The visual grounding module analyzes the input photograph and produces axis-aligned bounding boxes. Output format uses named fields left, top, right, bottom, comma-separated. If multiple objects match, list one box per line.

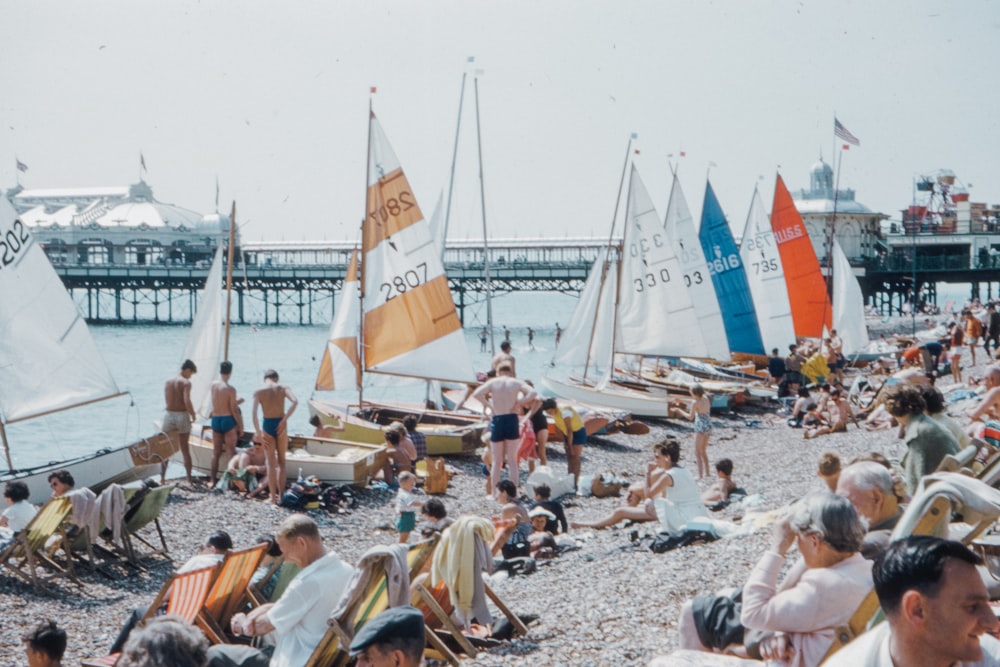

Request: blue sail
left=698, top=181, right=766, bottom=355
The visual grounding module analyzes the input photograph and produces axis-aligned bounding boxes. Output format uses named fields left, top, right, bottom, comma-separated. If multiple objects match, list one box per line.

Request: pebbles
left=1, top=343, right=989, bottom=665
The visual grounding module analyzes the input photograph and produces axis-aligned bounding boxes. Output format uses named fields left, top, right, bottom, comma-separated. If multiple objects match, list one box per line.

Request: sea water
left=2, top=291, right=579, bottom=471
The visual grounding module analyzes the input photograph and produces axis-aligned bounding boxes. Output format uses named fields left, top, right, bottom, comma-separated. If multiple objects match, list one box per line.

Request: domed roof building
left=792, top=157, right=886, bottom=262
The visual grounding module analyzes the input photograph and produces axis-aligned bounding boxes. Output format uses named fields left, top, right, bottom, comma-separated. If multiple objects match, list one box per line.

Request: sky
left=2, top=0, right=998, bottom=244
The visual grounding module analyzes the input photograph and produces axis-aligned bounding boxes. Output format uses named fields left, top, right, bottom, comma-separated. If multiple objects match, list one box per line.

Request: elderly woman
left=883, top=383, right=960, bottom=495
left=740, top=492, right=871, bottom=666
left=678, top=492, right=871, bottom=667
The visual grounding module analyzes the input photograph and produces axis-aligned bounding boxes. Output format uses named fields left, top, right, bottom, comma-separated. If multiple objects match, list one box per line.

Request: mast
left=358, top=96, right=375, bottom=407
left=441, top=63, right=470, bottom=254
left=1, top=422, right=11, bottom=470
left=223, top=201, right=236, bottom=361
left=583, top=134, right=634, bottom=382
left=474, top=74, right=495, bottom=355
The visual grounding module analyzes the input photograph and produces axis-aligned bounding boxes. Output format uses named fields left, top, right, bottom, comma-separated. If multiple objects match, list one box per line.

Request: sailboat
left=544, top=164, right=708, bottom=417
left=770, top=174, right=832, bottom=338
left=309, top=110, right=486, bottom=455
left=0, top=198, right=177, bottom=503
left=831, top=238, right=870, bottom=358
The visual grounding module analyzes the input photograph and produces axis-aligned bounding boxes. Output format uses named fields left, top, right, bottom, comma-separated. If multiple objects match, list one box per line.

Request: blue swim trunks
left=571, top=427, right=587, bottom=446
left=211, top=415, right=237, bottom=434
left=490, top=414, right=520, bottom=442
left=262, top=417, right=283, bottom=437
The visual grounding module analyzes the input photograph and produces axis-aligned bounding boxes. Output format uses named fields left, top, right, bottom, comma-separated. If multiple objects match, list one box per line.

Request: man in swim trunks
left=210, top=360, right=243, bottom=486
left=163, top=359, right=198, bottom=485
left=468, top=362, right=535, bottom=499
left=252, top=369, right=298, bottom=504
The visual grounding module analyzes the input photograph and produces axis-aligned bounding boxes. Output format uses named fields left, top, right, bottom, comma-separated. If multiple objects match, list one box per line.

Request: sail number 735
left=0, top=219, right=31, bottom=270
left=380, top=262, right=428, bottom=302
left=633, top=268, right=671, bottom=292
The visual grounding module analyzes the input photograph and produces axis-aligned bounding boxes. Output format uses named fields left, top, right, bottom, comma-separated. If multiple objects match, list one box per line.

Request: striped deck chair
left=81, top=562, right=221, bottom=667
left=247, top=557, right=300, bottom=607
left=0, top=496, right=77, bottom=592
left=820, top=472, right=1000, bottom=664
left=305, top=537, right=445, bottom=667
left=196, top=543, right=268, bottom=644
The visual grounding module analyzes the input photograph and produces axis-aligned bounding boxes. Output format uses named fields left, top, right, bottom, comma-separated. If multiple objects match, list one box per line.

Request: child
left=527, top=506, right=558, bottom=558
left=701, top=458, right=738, bottom=506
left=395, top=472, right=423, bottom=543
left=669, top=384, right=713, bottom=479
left=528, top=483, right=568, bottom=534
left=1, top=481, right=37, bottom=550
left=817, top=452, right=842, bottom=492
left=419, top=498, right=455, bottom=539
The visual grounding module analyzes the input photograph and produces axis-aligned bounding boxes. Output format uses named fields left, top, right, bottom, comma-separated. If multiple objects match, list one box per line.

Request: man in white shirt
left=208, top=514, right=353, bottom=667
left=826, top=535, right=1000, bottom=666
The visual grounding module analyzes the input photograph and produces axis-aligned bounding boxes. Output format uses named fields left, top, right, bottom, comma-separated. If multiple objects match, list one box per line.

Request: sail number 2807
left=0, top=219, right=31, bottom=270
left=368, top=192, right=416, bottom=225
left=380, top=261, right=428, bottom=302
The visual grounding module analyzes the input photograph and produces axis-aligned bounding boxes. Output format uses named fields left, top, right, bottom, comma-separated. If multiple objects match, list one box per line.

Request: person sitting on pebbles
left=215, top=435, right=268, bottom=497
left=527, top=506, right=558, bottom=559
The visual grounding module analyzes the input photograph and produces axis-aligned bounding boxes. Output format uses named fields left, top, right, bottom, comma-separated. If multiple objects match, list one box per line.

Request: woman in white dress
left=651, top=439, right=708, bottom=535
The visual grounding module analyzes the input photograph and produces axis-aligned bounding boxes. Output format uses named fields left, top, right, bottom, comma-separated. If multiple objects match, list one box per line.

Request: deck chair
left=413, top=516, right=527, bottom=662
left=117, top=484, right=175, bottom=563
left=819, top=472, right=1000, bottom=663
left=196, top=543, right=269, bottom=644
left=935, top=444, right=979, bottom=475
left=81, top=562, right=221, bottom=667
left=304, top=537, right=446, bottom=667
left=247, top=557, right=300, bottom=607
left=0, top=496, right=78, bottom=592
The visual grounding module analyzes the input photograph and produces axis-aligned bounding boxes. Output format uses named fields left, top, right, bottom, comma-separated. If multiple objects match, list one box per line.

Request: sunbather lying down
left=569, top=482, right=656, bottom=530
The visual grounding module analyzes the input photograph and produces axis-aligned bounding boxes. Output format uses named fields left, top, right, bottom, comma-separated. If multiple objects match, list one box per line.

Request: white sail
left=832, top=238, right=870, bottom=356
left=181, top=245, right=225, bottom=419
left=663, top=173, right=730, bottom=360
left=738, top=187, right=796, bottom=352
left=426, top=191, right=447, bottom=260
left=362, top=114, right=475, bottom=383
left=315, top=249, right=361, bottom=391
left=619, top=166, right=710, bottom=358
left=0, top=197, right=121, bottom=424
left=555, top=253, right=619, bottom=376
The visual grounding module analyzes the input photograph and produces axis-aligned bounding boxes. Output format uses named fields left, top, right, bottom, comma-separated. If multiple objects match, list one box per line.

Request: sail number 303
left=0, top=220, right=31, bottom=269
left=380, top=262, right=428, bottom=301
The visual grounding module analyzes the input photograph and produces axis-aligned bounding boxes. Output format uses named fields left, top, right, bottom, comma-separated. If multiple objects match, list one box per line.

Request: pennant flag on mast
left=15, top=158, right=28, bottom=173
left=834, top=118, right=860, bottom=146
left=140, top=152, right=147, bottom=172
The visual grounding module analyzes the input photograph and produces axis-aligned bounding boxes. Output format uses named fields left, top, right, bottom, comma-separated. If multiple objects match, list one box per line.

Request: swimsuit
left=694, top=412, right=712, bottom=433
left=529, top=409, right=548, bottom=434
left=211, top=415, right=237, bottom=434
left=490, top=413, right=520, bottom=442
left=262, top=417, right=283, bottom=437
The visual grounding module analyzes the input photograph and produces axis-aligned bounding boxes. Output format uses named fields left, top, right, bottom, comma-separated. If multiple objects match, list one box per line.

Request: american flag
left=834, top=118, right=860, bottom=147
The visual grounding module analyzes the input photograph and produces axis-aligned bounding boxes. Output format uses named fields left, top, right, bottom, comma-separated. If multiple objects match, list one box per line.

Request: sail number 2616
left=380, top=262, right=428, bottom=302
left=0, top=219, right=31, bottom=270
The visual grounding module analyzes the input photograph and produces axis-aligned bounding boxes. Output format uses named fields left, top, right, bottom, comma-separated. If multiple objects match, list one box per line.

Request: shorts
left=262, top=417, right=282, bottom=437
left=835, top=358, right=846, bottom=370
left=951, top=346, right=965, bottom=358
left=211, top=415, right=238, bottom=434
left=571, top=427, right=587, bottom=446
left=490, top=414, right=520, bottom=442
left=162, top=410, right=191, bottom=435
left=397, top=511, right=416, bottom=533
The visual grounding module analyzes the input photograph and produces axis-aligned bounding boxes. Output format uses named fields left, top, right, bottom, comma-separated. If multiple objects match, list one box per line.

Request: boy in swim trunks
left=469, top=362, right=535, bottom=499
left=252, top=369, right=298, bottom=504
left=210, top=361, right=243, bottom=486
left=164, top=359, right=197, bottom=485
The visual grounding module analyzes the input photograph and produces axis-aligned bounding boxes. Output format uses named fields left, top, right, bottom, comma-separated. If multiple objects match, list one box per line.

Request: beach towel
left=94, top=484, right=126, bottom=546
left=329, top=543, right=410, bottom=636
left=430, top=516, right=494, bottom=626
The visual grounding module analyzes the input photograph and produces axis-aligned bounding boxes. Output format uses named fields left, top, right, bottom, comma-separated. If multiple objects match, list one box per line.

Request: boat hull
left=2, top=432, right=178, bottom=504
left=309, top=399, right=485, bottom=456
left=541, top=376, right=671, bottom=419
left=186, top=431, right=388, bottom=486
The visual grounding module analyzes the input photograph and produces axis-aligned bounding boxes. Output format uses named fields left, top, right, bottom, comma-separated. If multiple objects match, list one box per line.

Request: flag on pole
left=370, top=86, right=377, bottom=94
left=842, top=144, right=850, bottom=150
left=15, top=158, right=28, bottom=172
left=679, top=151, right=686, bottom=157
left=140, top=152, right=147, bottom=172
left=467, top=56, right=475, bottom=63
left=834, top=118, right=860, bottom=146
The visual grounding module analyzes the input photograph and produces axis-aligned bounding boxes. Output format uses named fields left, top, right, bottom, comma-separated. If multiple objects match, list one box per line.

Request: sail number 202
left=0, top=219, right=31, bottom=270
left=368, top=191, right=417, bottom=225
left=380, top=262, right=428, bottom=302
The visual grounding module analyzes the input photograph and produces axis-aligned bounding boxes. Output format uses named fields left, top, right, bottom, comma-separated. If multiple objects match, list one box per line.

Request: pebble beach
left=2, top=337, right=995, bottom=666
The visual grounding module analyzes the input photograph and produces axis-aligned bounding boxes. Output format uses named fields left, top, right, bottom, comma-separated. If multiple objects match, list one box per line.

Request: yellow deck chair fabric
left=0, top=496, right=75, bottom=592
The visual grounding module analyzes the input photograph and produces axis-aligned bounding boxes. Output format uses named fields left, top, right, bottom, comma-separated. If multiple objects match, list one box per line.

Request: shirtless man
left=804, top=388, right=855, bottom=439
left=491, top=341, right=516, bottom=377
left=164, top=359, right=198, bottom=485
left=968, top=366, right=1000, bottom=434
left=469, top=362, right=535, bottom=498
left=209, top=361, right=243, bottom=486
left=252, top=369, right=298, bottom=504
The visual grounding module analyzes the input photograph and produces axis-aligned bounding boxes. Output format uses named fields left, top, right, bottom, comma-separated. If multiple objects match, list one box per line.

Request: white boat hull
left=541, top=376, right=670, bottom=419
left=2, top=432, right=178, bottom=504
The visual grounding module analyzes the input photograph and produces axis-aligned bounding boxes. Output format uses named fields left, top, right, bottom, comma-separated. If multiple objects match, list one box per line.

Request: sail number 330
left=0, top=220, right=31, bottom=270
left=380, top=262, right=428, bottom=302
left=634, top=268, right=672, bottom=292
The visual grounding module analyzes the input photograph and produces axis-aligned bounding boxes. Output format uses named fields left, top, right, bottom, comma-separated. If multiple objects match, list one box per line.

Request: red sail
left=770, top=174, right=832, bottom=338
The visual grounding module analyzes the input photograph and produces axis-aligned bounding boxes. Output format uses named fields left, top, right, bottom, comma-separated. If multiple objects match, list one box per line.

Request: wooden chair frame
left=197, top=543, right=269, bottom=644
left=0, top=497, right=79, bottom=592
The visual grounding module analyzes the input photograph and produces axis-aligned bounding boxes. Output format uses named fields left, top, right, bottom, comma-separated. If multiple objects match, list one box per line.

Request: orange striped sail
left=315, top=249, right=361, bottom=391
left=770, top=174, right=832, bottom=338
left=361, top=113, right=475, bottom=382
